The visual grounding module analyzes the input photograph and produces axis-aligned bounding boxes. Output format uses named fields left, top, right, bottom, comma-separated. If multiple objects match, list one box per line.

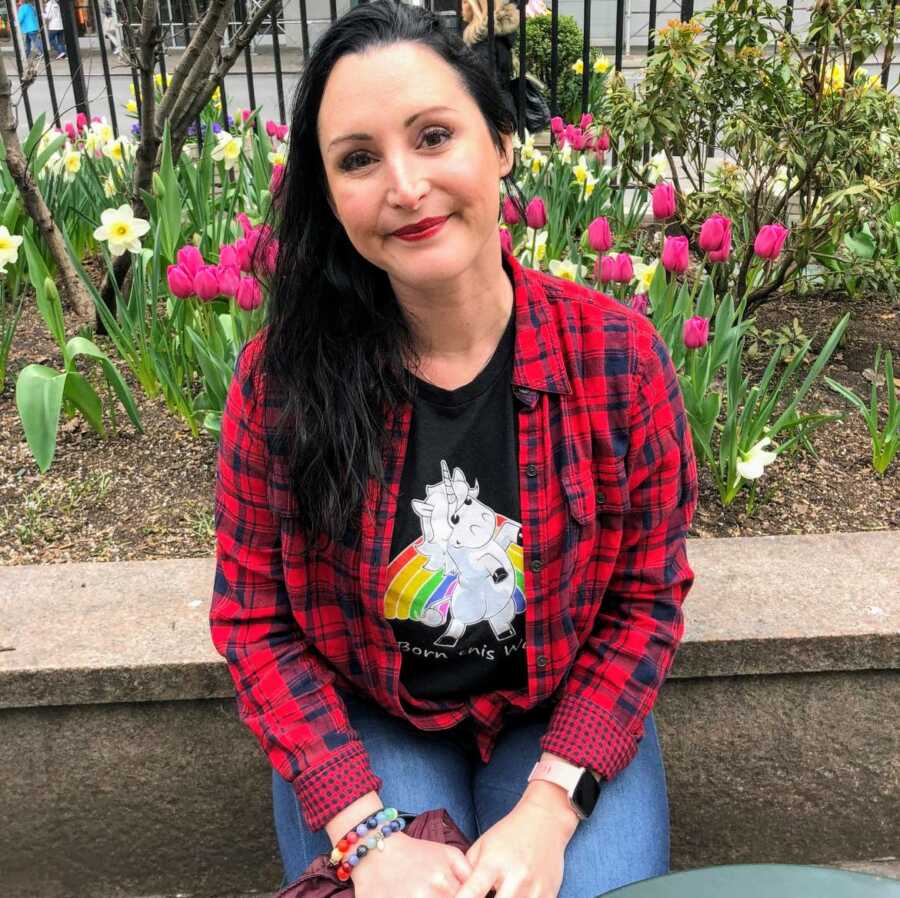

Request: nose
left=385, top=154, right=428, bottom=210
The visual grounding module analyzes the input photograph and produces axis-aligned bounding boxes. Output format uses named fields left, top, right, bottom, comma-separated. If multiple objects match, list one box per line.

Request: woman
left=461, top=0, right=519, bottom=89
left=44, top=0, right=65, bottom=59
left=100, top=0, right=121, bottom=57
left=210, top=4, right=699, bottom=898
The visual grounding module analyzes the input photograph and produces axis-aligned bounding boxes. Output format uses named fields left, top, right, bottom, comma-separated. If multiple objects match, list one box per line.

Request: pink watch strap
left=527, top=758, right=584, bottom=795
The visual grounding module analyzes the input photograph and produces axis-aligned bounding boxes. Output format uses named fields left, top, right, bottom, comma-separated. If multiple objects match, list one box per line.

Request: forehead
left=318, top=42, right=472, bottom=136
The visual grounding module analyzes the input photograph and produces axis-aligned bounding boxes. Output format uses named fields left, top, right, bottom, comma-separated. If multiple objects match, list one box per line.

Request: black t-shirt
left=383, top=311, right=527, bottom=702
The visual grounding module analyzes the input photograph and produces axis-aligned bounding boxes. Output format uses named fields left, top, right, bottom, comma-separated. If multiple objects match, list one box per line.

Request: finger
left=448, top=848, right=474, bottom=882
left=454, top=866, right=498, bottom=898
left=494, top=874, right=527, bottom=898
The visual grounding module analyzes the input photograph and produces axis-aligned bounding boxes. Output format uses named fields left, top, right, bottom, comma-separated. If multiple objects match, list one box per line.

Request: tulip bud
left=64, top=123, right=77, bottom=141
left=525, top=197, right=547, bottom=229
left=651, top=182, right=676, bottom=220
left=499, top=227, right=513, bottom=255
left=580, top=113, right=594, bottom=130
left=193, top=264, right=221, bottom=301
left=242, top=108, right=251, bottom=122
left=699, top=214, right=732, bottom=262
left=550, top=116, right=564, bottom=134
left=236, top=276, right=264, bottom=311
left=502, top=196, right=520, bottom=225
left=176, top=244, right=204, bottom=279
left=596, top=129, right=611, bottom=152
left=683, top=315, right=710, bottom=349
left=235, top=212, right=254, bottom=238
left=265, top=120, right=278, bottom=138
left=753, top=223, right=789, bottom=260
left=270, top=163, right=284, bottom=194
left=166, top=264, right=194, bottom=299
left=217, top=264, right=241, bottom=297
left=594, top=254, right=617, bottom=284
left=614, top=253, right=634, bottom=283
left=275, top=124, right=289, bottom=142
left=661, top=235, right=690, bottom=273
left=76, top=112, right=89, bottom=132
left=631, top=293, right=649, bottom=315
left=152, top=172, right=166, bottom=198
left=586, top=216, right=613, bottom=253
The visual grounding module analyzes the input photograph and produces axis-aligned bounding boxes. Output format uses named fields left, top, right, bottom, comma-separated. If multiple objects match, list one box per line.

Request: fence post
left=61, top=0, right=90, bottom=118
left=679, top=0, right=693, bottom=20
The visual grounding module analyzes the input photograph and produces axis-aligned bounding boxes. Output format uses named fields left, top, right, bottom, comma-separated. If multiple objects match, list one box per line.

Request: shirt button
left=536, top=655, right=549, bottom=669
left=525, top=463, right=538, bottom=477
left=596, top=490, right=606, bottom=505
left=530, top=558, right=543, bottom=573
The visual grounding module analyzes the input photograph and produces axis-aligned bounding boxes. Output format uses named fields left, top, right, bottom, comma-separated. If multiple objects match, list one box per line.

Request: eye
left=464, top=498, right=472, bottom=505
left=420, top=126, right=452, bottom=149
left=450, top=514, right=460, bottom=524
left=339, top=150, right=375, bottom=172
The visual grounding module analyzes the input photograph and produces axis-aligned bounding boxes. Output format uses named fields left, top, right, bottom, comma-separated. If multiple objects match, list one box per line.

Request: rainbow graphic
left=384, top=514, right=526, bottom=622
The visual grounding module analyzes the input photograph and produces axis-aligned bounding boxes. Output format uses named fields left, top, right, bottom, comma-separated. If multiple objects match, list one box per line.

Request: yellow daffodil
left=823, top=61, right=845, bottom=96
left=633, top=260, right=659, bottom=291
left=91, top=120, right=114, bottom=144
left=593, top=55, right=610, bottom=75
left=572, top=154, right=590, bottom=184
left=571, top=58, right=584, bottom=75
left=0, top=225, right=24, bottom=273
left=854, top=68, right=881, bottom=93
left=211, top=86, right=222, bottom=109
left=530, top=148, right=546, bottom=175
left=102, top=175, right=117, bottom=199
left=103, top=139, right=125, bottom=163
left=125, top=99, right=138, bottom=114
left=581, top=171, right=599, bottom=201
left=92, top=204, right=151, bottom=257
left=62, top=145, right=82, bottom=181
left=267, top=149, right=286, bottom=167
left=524, top=228, right=548, bottom=266
left=520, top=132, right=536, bottom=162
left=549, top=259, right=584, bottom=281
left=211, top=131, right=242, bottom=170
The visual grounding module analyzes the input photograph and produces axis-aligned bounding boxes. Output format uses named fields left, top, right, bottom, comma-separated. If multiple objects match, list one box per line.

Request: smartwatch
left=527, top=758, right=602, bottom=821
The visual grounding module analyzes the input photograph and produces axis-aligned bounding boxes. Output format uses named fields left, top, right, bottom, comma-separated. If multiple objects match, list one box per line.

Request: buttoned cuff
left=292, top=740, right=383, bottom=832
left=539, top=694, right=638, bottom=782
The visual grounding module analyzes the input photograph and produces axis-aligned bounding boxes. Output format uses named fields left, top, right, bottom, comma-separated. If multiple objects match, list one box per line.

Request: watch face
left=572, top=770, right=601, bottom=818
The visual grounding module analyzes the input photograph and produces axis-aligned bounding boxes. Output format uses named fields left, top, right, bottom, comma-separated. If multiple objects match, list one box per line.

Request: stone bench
left=2, top=530, right=898, bottom=898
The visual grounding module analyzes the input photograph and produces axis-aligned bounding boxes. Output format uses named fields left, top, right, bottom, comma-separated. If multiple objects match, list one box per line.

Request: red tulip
left=586, top=216, right=613, bottom=253
left=193, top=264, right=221, bottom=301
left=683, top=316, right=710, bottom=349
left=631, top=294, right=649, bottom=315
left=614, top=252, right=634, bottom=283
left=754, top=223, right=789, bottom=260
left=502, top=196, right=520, bottom=225
left=236, top=276, right=263, bottom=311
left=699, top=214, right=732, bottom=262
left=216, top=264, right=241, bottom=297
left=594, top=255, right=617, bottom=284
left=525, top=197, right=547, bottom=229
left=580, top=113, right=594, bottom=130
left=661, top=235, right=690, bottom=273
left=651, top=182, right=676, bottom=220
left=499, top=227, right=513, bottom=255
left=550, top=116, right=564, bottom=134
left=166, top=264, right=194, bottom=299
left=176, top=244, right=204, bottom=279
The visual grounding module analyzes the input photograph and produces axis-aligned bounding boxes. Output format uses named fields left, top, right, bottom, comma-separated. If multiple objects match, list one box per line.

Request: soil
left=0, top=271, right=897, bottom=565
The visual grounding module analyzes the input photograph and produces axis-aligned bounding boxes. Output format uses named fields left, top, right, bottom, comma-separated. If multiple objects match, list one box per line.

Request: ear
left=498, top=131, right=514, bottom=178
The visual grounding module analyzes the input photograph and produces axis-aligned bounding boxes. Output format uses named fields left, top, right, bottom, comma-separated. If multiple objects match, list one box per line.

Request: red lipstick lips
left=391, top=216, right=449, bottom=241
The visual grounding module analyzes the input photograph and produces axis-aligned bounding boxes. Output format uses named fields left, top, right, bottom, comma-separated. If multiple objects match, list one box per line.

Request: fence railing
left=0, top=0, right=895, bottom=145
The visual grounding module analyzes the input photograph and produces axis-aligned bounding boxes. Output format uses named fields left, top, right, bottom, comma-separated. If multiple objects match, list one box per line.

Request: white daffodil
left=581, top=171, right=599, bottom=202
left=267, top=149, right=286, bottom=167
left=103, top=139, right=126, bottom=164
left=571, top=59, right=584, bottom=75
left=92, top=204, right=151, bottom=257
left=211, top=131, right=242, bottom=170
left=549, top=258, right=585, bottom=281
left=572, top=154, right=591, bottom=185
left=633, top=259, right=659, bottom=292
left=91, top=119, right=114, bottom=144
left=520, top=131, right=536, bottom=162
left=102, top=175, right=117, bottom=199
left=736, top=437, right=779, bottom=481
left=593, top=55, right=611, bottom=75
left=559, top=141, right=573, bottom=164
left=524, top=228, right=548, bottom=266
left=0, top=225, right=24, bottom=273
left=530, top=148, right=546, bottom=175
left=62, top=145, right=82, bottom=181
left=645, top=151, right=669, bottom=182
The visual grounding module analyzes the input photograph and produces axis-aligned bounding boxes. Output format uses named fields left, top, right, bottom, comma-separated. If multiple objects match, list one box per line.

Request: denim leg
left=272, top=690, right=478, bottom=888
left=472, top=710, right=670, bottom=898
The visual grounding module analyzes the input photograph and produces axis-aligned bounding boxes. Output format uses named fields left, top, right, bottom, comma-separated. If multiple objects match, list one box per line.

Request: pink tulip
left=270, top=163, right=284, bottom=194
left=596, top=129, right=611, bottom=152
left=233, top=237, right=253, bottom=273
left=176, top=244, right=204, bottom=279
left=580, top=113, right=594, bottom=130
left=275, top=124, right=289, bottom=141
left=235, top=212, right=254, bottom=238
left=586, top=216, right=613, bottom=253
left=236, top=276, right=263, bottom=311
left=699, top=214, right=732, bottom=262
left=265, top=119, right=278, bottom=138
left=683, top=316, right=710, bottom=349
left=754, top=223, right=789, bottom=260
left=261, top=237, right=279, bottom=277
left=64, top=122, right=77, bottom=141
left=525, top=197, right=547, bottom=229
left=594, top=255, right=617, bottom=284
left=216, top=264, right=241, bottom=297
left=76, top=112, right=88, bottom=132
left=614, top=253, right=634, bottom=283
left=661, top=235, right=690, bottom=273
left=241, top=108, right=251, bottom=122
left=550, top=116, right=564, bottom=134
left=502, top=196, right=520, bottom=225
left=218, top=244, right=239, bottom=269
left=166, top=264, right=194, bottom=299
left=91, top=115, right=102, bottom=123
left=631, top=294, right=649, bottom=315
left=499, top=227, right=513, bottom=255
left=193, top=264, right=221, bottom=301
left=651, top=182, right=676, bottom=220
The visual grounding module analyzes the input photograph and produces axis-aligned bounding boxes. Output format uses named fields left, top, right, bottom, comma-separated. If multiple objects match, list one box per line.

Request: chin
left=385, top=239, right=480, bottom=286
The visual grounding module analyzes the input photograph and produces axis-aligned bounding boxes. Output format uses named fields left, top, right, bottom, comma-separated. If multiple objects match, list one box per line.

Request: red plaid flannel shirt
left=210, top=252, right=699, bottom=831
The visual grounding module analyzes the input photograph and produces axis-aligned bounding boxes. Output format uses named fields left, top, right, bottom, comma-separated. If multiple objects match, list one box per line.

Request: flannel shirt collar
left=504, top=250, right=572, bottom=401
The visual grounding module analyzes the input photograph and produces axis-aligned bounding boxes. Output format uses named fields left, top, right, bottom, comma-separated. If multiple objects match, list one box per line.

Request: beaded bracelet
left=328, top=807, right=407, bottom=881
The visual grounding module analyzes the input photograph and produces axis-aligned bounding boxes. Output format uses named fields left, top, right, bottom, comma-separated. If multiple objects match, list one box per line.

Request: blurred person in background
left=44, top=0, right=65, bottom=59
left=16, top=0, right=43, bottom=58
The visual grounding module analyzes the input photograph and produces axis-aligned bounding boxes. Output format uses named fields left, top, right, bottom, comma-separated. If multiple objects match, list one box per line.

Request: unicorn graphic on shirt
left=406, top=460, right=522, bottom=649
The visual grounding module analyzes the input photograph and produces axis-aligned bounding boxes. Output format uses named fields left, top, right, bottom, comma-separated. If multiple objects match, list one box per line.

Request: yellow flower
left=0, top=225, right=24, bottom=273
left=530, top=148, right=546, bottom=175
left=62, top=145, right=82, bottom=180
left=593, top=55, right=610, bottom=75
left=572, top=154, right=590, bottom=184
left=525, top=228, right=548, bottom=265
left=823, top=61, right=845, bottom=96
left=129, top=82, right=135, bottom=96
left=103, top=175, right=117, bottom=199
left=549, top=259, right=584, bottom=281
left=581, top=172, right=599, bottom=201
left=633, top=260, right=659, bottom=292
left=92, top=204, right=151, bottom=257
left=855, top=68, right=882, bottom=93
left=268, top=149, right=286, bottom=167
left=103, top=139, right=124, bottom=163
left=211, top=131, right=242, bottom=170
left=125, top=99, right=138, bottom=114
left=91, top=120, right=114, bottom=144
left=154, top=73, right=164, bottom=89
left=571, top=59, right=584, bottom=75
left=211, top=86, right=222, bottom=109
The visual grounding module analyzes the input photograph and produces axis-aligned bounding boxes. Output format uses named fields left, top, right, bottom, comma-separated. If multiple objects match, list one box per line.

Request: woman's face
left=317, top=42, right=512, bottom=292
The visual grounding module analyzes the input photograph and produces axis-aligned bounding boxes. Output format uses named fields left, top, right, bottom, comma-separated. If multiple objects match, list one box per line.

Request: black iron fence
left=0, top=0, right=895, bottom=141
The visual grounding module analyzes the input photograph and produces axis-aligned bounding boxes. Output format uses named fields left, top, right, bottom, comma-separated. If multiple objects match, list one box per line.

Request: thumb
left=449, top=848, right=474, bottom=882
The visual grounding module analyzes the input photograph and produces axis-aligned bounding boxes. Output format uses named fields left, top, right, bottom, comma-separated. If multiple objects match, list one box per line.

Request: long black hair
left=256, top=0, right=519, bottom=542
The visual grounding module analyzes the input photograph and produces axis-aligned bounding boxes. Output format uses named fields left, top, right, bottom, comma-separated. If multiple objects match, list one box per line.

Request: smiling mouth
left=391, top=216, right=449, bottom=240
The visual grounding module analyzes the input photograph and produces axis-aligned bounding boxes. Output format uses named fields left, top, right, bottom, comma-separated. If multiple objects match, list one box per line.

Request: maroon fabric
left=275, top=809, right=472, bottom=898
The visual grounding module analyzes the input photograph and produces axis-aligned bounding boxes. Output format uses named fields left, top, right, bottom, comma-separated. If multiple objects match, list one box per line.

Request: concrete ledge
left=2, top=531, right=899, bottom=897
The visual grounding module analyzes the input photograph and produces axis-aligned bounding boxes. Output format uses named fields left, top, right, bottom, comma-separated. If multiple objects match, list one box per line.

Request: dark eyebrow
left=327, top=106, right=456, bottom=151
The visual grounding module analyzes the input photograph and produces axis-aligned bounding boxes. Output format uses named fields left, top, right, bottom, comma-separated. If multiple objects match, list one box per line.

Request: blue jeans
left=272, top=691, right=670, bottom=897
left=24, top=31, right=44, bottom=57
left=48, top=30, right=65, bottom=54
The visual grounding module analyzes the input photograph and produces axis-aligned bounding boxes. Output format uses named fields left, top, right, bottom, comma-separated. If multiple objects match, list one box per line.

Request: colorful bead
left=330, top=847, right=344, bottom=865
left=376, top=836, right=386, bottom=851
left=366, top=816, right=378, bottom=829
left=340, top=861, right=352, bottom=874
left=390, top=820, right=400, bottom=831
left=385, top=808, right=398, bottom=821
left=356, top=845, right=368, bottom=858
left=356, top=823, right=368, bottom=837
left=366, top=836, right=377, bottom=849
left=376, top=810, right=387, bottom=823
left=346, top=832, right=358, bottom=845
left=397, top=817, right=406, bottom=830
left=336, top=868, right=351, bottom=882
left=337, top=838, right=349, bottom=853
left=381, top=824, right=392, bottom=836
left=347, top=854, right=360, bottom=867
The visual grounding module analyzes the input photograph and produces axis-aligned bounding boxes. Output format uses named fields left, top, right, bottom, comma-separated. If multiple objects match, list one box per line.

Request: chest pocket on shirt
left=561, top=456, right=630, bottom=525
